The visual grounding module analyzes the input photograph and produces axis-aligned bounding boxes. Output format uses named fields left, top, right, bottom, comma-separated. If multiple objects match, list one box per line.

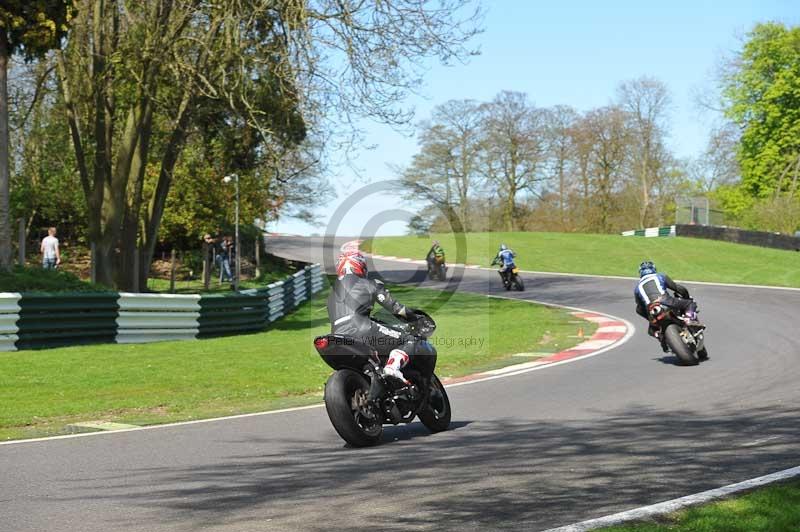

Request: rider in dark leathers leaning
left=327, top=250, right=421, bottom=382
left=634, top=260, right=699, bottom=336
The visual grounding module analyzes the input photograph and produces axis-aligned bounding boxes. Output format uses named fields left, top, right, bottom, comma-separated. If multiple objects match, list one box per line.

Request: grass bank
left=364, top=232, right=800, bottom=288
left=600, top=479, right=800, bottom=531
left=0, top=284, right=591, bottom=441
left=0, top=266, right=111, bottom=292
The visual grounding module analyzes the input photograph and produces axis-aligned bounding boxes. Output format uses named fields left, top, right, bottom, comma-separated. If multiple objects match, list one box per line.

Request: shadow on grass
left=54, top=404, right=800, bottom=531
left=269, top=316, right=330, bottom=332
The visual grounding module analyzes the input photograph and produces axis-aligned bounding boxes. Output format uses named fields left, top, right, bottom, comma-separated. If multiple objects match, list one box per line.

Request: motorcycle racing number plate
left=512, top=267, right=519, bottom=273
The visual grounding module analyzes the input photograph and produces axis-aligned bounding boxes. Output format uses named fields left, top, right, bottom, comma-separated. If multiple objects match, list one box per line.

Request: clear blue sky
left=272, top=0, right=798, bottom=237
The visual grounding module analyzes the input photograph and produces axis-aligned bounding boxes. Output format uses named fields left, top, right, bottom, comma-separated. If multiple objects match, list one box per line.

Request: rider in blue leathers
left=634, top=261, right=699, bottom=339
left=491, top=244, right=517, bottom=285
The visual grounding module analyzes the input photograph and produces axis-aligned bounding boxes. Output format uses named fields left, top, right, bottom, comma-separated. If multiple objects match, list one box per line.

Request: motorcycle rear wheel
left=324, top=369, right=383, bottom=447
left=514, top=276, right=525, bottom=291
left=418, top=375, right=451, bottom=433
left=664, top=324, right=698, bottom=366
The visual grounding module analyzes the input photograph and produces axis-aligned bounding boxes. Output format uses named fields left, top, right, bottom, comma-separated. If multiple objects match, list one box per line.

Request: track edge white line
left=544, top=465, right=800, bottom=531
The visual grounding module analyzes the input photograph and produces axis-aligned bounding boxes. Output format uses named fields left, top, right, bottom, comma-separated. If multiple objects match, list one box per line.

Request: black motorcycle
left=313, top=310, right=451, bottom=447
left=648, top=300, right=708, bottom=365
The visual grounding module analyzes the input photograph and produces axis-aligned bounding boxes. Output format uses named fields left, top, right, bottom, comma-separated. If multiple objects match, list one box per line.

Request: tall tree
left=0, top=0, right=73, bottom=269
left=691, top=122, right=741, bottom=192
left=543, top=105, right=578, bottom=230
left=58, top=0, right=480, bottom=288
left=617, top=76, right=671, bottom=229
left=399, top=99, right=482, bottom=231
left=481, top=91, right=546, bottom=231
left=579, top=106, right=631, bottom=232
left=721, top=22, right=800, bottom=198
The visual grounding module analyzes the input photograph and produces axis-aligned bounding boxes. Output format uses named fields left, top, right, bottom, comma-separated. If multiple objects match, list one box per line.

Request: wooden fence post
left=17, top=218, right=25, bottom=267
left=202, top=242, right=210, bottom=290
left=170, top=249, right=176, bottom=293
left=90, top=242, right=97, bottom=283
left=132, top=248, right=140, bottom=293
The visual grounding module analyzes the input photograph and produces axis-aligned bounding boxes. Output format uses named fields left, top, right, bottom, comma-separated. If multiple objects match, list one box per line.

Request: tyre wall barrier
left=0, top=263, right=326, bottom=351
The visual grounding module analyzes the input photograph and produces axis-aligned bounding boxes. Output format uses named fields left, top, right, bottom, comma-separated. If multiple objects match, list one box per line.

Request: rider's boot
left=382, top=349, right=410, bottom=384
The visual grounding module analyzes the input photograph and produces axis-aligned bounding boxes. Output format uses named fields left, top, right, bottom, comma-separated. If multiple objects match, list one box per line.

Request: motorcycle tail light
left=314, top=337, right=329, bottom=349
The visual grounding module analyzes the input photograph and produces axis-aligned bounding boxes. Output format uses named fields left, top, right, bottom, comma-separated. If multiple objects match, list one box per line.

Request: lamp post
left=223, top=173, right=240, bottom=291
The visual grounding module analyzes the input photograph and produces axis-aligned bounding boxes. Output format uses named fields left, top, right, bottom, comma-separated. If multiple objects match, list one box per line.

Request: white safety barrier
left=0, top=292, right=21, bottom=352
left=116, top=293, right=201, bottom=343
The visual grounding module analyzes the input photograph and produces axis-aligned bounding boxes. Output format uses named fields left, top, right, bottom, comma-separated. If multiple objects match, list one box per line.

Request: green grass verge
left=364, top=232, right=800, bottom=288
left=145, top=270, right=293, bottom=294
left=600, top=479, right=800, bottom=531
left=0, top=284, right=592, bottom=441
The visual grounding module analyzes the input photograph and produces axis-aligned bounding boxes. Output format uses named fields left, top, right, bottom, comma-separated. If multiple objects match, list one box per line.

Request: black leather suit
left=327, top=274, right=417, bottom=357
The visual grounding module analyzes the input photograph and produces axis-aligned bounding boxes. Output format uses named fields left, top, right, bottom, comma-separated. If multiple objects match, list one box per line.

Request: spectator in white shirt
left=41, top=227, right=61, bottom=269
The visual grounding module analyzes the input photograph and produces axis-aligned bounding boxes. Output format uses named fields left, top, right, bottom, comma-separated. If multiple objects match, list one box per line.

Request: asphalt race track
left=2, top=235, right=799, bottom=531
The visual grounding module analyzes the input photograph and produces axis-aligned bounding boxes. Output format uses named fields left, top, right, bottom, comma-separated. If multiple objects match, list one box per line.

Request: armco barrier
left=15, top=292, right=120, bottom=350
left=0, top=263, right=326, bottom=351
left=675, top=224, right=800, bottom=251
left=0, top=292, right=21, bottom=351
left=116, top=293, right=200, bottom=343
left=622, top=224, right=800, bottom=251
left=621, top=225, right=676, bottom=237
left=198, top=293, right=269, bottom=338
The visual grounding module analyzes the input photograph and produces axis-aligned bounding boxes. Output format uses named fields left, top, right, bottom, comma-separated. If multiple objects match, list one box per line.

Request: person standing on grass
left=204, top=233, right=232, bottom=282
left=40, top=227, right=61, bottom=269
left=222, top=235, right=236, bottom=283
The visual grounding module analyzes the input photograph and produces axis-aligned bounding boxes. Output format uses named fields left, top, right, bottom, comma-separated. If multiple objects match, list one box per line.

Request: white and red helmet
left=336, top=251, right=368, bottom=278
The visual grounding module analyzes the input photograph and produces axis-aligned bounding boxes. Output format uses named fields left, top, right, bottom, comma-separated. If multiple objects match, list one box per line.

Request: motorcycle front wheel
left=324, top=369, right=383, bottom=447
left=418, top=374, right=451, bottom=433
left=664, top=324, right=698, bottom=366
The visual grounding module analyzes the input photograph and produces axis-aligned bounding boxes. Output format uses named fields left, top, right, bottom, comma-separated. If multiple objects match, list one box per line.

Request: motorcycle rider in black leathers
left=635, top=261, right=702, bottom=355
left=327, top=250, right=419, bottom=382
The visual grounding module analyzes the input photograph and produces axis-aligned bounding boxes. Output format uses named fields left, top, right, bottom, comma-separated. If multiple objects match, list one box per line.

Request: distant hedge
left=0, top=267, right=112, bottom=293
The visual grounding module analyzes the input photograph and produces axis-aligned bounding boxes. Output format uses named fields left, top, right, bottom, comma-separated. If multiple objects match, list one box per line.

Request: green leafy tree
left=0, top=0, right=73, bottom=269
left=721, top=22, right=800, bottom=198
left=57, top=0, right=480, bottom=289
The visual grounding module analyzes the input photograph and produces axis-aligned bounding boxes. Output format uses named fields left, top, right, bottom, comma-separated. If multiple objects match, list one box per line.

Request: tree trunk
left=503, top=182, right=516, bottom=232
left=118, top=101, right=153, bottom=290
left=140, top=94, right=192, bottom=287
left=638, top=148, right=650, bottom=229
left=0, top=34, right=11, bottom=270
left=558, top=157, right=566, bottom=231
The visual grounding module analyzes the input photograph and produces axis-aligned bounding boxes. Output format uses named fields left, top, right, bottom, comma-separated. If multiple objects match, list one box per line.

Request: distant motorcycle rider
left=327, top=250, right=418, bottom=382
left=491, top=244, right=516, bottom=285
left=426, top=240, right=445, bottom=267
left=426, top=240, right=446, bottom=277
left=634, top=261, right=699, bottom=338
